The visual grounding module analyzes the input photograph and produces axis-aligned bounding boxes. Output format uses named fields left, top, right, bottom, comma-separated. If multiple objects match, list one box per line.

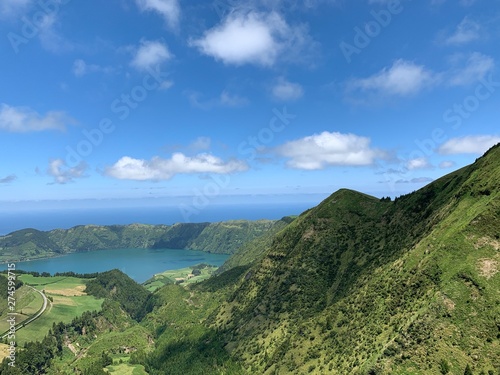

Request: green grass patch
left=15, top=294, right=103, bottom=344
left=107, top=363, right=148, bottom=374
left=143, top=264, right=218, bottom=291
left=0, top=285, right=43, bottom=333
left=5, top=275, right=104, bottom=345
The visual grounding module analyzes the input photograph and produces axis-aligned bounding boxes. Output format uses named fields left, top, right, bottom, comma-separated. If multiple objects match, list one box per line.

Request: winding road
left=1, top=286, right=49, bottom=339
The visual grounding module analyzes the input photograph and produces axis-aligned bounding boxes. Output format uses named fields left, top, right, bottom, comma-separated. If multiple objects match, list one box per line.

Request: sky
left=1, top=0, right=499, bottom=214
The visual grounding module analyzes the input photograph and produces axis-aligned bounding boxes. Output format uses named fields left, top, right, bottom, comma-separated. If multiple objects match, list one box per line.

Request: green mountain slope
left=206, top=145, right=500, bottom=374
left=217, top=216, right=295, bottom=273
left=141, top=145, right=499, bottom=375
left=0, top=228, right=63, bottom=260
left=0, top=220, right=280, bottom=262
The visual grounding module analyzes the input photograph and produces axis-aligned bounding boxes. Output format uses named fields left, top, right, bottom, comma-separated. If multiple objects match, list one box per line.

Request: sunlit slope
left=210, top=144, right=499, bottom=374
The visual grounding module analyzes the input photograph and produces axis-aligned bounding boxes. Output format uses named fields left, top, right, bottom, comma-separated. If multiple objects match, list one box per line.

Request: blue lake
left=0, top=248, right=230, bottom=283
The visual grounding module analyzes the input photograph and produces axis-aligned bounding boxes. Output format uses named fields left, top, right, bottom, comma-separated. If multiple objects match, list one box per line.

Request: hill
left=144, top=144, right=500, bottom=374
left=0, top=219, right=280, bottom=262
left=1, top=145, right=498, bottom=375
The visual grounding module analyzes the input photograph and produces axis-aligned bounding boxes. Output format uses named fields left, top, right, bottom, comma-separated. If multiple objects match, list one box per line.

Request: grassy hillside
left=0, top=229, right=63, bottom=262
left=85, top=269, right=152, bottom=321
left=217, top=216, right=295, bottom=273
left=0, top=219, right=281, bottom=262
left=141, top=144, right=500, bottom=374
left=205, top=145, right=500, bottom=374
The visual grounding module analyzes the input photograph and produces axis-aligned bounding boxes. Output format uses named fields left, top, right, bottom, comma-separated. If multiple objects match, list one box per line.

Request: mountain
left=144, top=144, right=499, bottom=374
left=216, top=216, right=296, bottom=273
left=0, top=220, right=280, bottom=262
left=2, top=145, right=498, bottom=375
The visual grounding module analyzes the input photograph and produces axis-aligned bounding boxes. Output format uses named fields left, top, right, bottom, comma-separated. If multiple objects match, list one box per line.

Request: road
left=1, top=286, right=49, bottom=339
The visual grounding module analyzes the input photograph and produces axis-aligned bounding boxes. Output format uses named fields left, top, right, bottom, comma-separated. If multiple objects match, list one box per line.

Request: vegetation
left=142, top=263, right=219, bottom=292
left=0, top=220, right=280, bottom=262
left=9, top=275, right=104, bottom=345
left=0, top=144, right=499, bottom=374
left=85, top=269, right=152, bottom=321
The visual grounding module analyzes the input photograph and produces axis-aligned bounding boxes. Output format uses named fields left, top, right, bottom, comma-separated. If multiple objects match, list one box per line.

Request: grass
left=106, top=363, right=148, bottom=374
left=15, top=295, right=103, bottom=345
left=10, top=275, right=104, bottom=345
left=0, top=285, right=43, bottom=333
left=143, top=264, right=218, bottom=292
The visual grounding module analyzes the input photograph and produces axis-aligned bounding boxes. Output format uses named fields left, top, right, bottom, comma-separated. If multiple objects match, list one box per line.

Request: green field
left=0, top=285, right=43, bottom=334
left=12, top=275, right=104, bottom=345
left=143, top=264, right=218, bottom=291
left=107, top=363, right=148, bottom=374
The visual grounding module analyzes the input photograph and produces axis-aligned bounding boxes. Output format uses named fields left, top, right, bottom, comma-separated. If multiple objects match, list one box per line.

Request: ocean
left=0, top=202, right=315, bottom=235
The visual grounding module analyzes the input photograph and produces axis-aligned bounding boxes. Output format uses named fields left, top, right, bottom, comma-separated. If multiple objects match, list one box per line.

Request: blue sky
left=1, top=0, right=499, bottom=212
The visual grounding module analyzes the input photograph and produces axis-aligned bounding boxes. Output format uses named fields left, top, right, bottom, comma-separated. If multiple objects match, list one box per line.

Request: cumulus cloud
left=444, top=17, right=481, bottom=45
left=0, top=103, right=75, bottom=133
left=447, top=52, right=495, bottom=86
left=271, top=78, right=304, bottom=101
left=0, top=174, right=17, bottom=184
left=135, top=0, right=180, bottom=29
left=347, top=52, right=495, bottom=103
left=131, top=40, right=172, bottom=71
left=347, top=59, right=438, bottom=97
left=47, top=159, right=88, bottom=184
left=106, top=153, right=248, bottom=181
left=406, top=157, right=432, bottom=170
left=276, top=131, right=381, bottom=170
left=190, top=11, right=315, bottom=67
left=438, top=135, right=500, bottom=154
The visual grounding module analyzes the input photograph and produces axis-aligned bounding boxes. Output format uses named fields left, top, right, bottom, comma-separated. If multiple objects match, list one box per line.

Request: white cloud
left=106, top=153, right=248, bottom=181
left=47, top=159, right=87, bottom=184
left=347, top=53, right=495, bottom=103
left=347, top=59, right=438, bottom=97
left=438, top=135, right=500, bottom=154
left=72, top=59, right=112, bottom=77
left=131, top=40, right=172, bottom=71
left=272, top=78, right=304, bottom=101
left=439, top=160, right=456, bottom=169
left=135, top=0, right=180, bottom=29
left=276, top=131, right=381, bottom=170
left=406, top=157, right=432, bottom=170
left=191, top=11, right=314, bottom=67
left=444, top=17, right=481, bottom=45
left=447, top=52, right=495, bottom=86
left=0, top=103, right=74, bottom=133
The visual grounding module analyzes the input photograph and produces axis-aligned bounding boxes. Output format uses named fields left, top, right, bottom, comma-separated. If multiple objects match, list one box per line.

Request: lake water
left=0, top=248, right=230, bottom=283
